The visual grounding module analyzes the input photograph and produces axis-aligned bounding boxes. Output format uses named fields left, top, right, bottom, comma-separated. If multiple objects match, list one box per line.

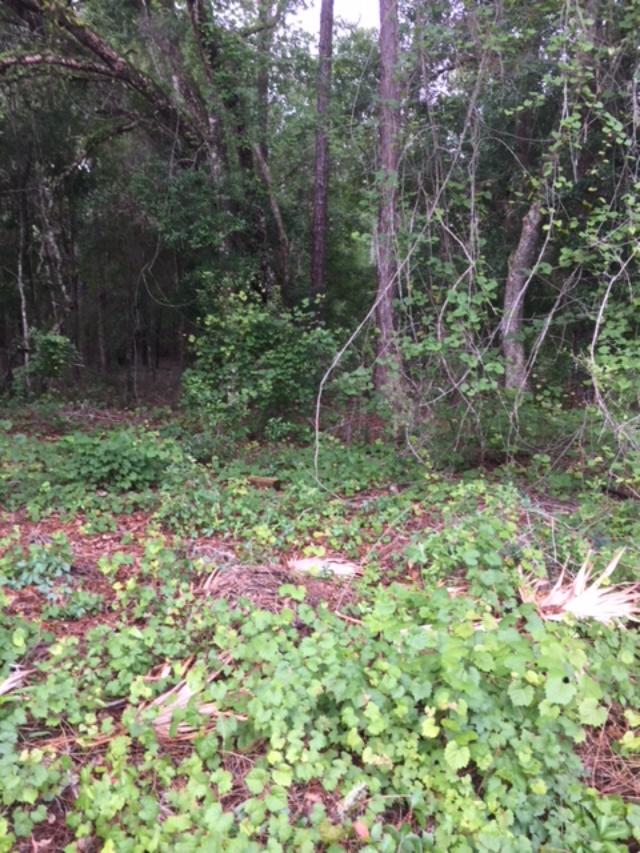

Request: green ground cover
left=0, top=410, right=639, bottom=852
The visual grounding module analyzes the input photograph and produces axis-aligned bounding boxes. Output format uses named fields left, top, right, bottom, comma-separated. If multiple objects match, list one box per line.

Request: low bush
left=0, top=533, right=72, bottom=594
left=12, top=330, right=78, bottom=397
left=1, top=587, right=639, bottom=850
left=182, top=292, right=338, bottom=436
left=0, top=427, right=185, bottom=516
left=56, top=429, right=183, bottom=492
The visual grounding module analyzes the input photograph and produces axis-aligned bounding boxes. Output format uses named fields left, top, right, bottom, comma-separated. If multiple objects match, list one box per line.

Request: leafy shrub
left=0, top=428, right=185, bottom=516
left=0, top=603, right=45, bottom=679
left=0, top=533, right=72, bottom=594
left=12, top=330, right=78, bottom=397
left=182, top=292, right=338, bottom=435
left=154, top=439, right=420, bottom=549
left=1, top=424, right=640, bottom=850
left=7, top=589, right=639, bottom=851
left=56, top=429, right=183, bottom=492
left=590, top=298, right=640, bottom=413
left=405, top=480, right=545, bottom=605
left=42, top=589, right=104, bottom=621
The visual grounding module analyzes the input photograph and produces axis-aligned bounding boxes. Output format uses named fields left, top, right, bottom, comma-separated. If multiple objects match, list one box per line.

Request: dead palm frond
left=0, top=666, right=32, bottom=697
left=196, top=570, right=220, bottom=594
left=138, top=654, right=246, bottom=739
left=520, top=549, right=640, bottom=624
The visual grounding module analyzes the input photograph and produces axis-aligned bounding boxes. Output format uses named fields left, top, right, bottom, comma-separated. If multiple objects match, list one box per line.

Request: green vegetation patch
left=0, top=423, right=639, bottom=851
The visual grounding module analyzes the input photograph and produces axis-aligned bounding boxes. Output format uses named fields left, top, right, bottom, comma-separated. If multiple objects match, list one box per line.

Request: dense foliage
left=1, top=0, right=640, bottom=849
left=0, top=0, right=635, bottom=462
left=0, top=409, right=638, bottom=849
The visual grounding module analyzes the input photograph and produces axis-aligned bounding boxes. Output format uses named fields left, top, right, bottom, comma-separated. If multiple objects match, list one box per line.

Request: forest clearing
left=1, top=0, right=640, bottom=849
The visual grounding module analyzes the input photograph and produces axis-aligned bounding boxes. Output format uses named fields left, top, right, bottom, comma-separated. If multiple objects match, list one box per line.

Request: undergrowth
left=0, top=410, right=639, bottom=851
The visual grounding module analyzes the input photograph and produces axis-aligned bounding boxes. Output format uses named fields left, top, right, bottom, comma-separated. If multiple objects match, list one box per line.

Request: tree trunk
left=375, top=0, right=401, bottom=394
left=17, top=198, right=30, bottom=386
left=97, top=289, right=108, bottom=374
left=252, top=142, right=289, bottom=290
left=310, top=0, right=334, bottom=305
left=256, top=0, right=275, bottom=295
left=257, top=0, right=273, bottom=160
left=36, top=171, right=71, bottom=322
left=501, top=200, right=543, bottom=391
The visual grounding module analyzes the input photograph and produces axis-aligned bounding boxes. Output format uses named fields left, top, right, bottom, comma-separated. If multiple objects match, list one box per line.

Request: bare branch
left=0, top=51, right=113, bottom=77
left=239, top=0, right=288, bottom=38
left=1, top=0, right=204, bottom=146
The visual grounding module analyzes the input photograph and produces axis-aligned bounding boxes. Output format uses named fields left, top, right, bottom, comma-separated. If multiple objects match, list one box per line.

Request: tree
left=309, top=0, right=334, bottom=304
left=1, top=0, right=639, bottom=465
left=501, top=200, right=543, bottom=391
left=374, top=0, right=401, bottom=395
left=0, top=0, right=300, bottom=390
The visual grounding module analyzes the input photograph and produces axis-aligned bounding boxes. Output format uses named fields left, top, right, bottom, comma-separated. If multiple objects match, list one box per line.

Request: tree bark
left=97, top=289, right=108, bottom=374
left=501, top=200, right=543, bottom=391
left=252, top=142, right=289, bottom=289
left=256, top=0, right=274, bottom=160
left=375, top=0, right=401, bottom=394
left=310, top=0, right=334, bottom=305
left=36, top=171, right=71, bottom=320
left=17, top=197, right=30, bottom=386
left=255, top=0, right=275, bottom=294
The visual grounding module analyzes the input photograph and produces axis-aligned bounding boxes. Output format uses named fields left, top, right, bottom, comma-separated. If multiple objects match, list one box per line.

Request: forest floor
left=1, top=404, right=640, bottom=851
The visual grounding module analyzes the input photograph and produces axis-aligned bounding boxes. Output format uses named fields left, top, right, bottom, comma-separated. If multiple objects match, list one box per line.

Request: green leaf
left=12, top=628, right=26, bottom=650
left=214, top=770, right=233, bottom=795
left=508, top=682, right=534, bottom=707
left=420, top=716, right=440, bottom=738
left=265, top=786, right=288, bottom=812
left=164, top=814, right=192, bottom=833
left=272, top=766, right=293, bottom=787
left=278, top=584, right=306, bottom=601
left=545, top=677, right=576, bottom=706
left=245, top=768, right=269, bottom=794
left=444, top=741, right=470, bottom=772
left=461, top=548, right=480, bottom=567
left=531, top=779, right=547, bottom=796
left=578, top=697, right=608, bottom=727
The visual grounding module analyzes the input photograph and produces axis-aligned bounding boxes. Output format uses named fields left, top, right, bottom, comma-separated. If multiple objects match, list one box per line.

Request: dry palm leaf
left=520, top=549, right=640, bottom=624
left=196, top=570, right=220, bottom=594
left=194, top=564, right=292, bottom=612
left=138, top=654, right=246, bottom=739
left=0, top=666, right=32, bottom=697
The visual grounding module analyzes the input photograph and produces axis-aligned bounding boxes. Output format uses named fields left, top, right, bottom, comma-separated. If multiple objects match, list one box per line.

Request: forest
left=1, top=0, right=640, bottom=849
